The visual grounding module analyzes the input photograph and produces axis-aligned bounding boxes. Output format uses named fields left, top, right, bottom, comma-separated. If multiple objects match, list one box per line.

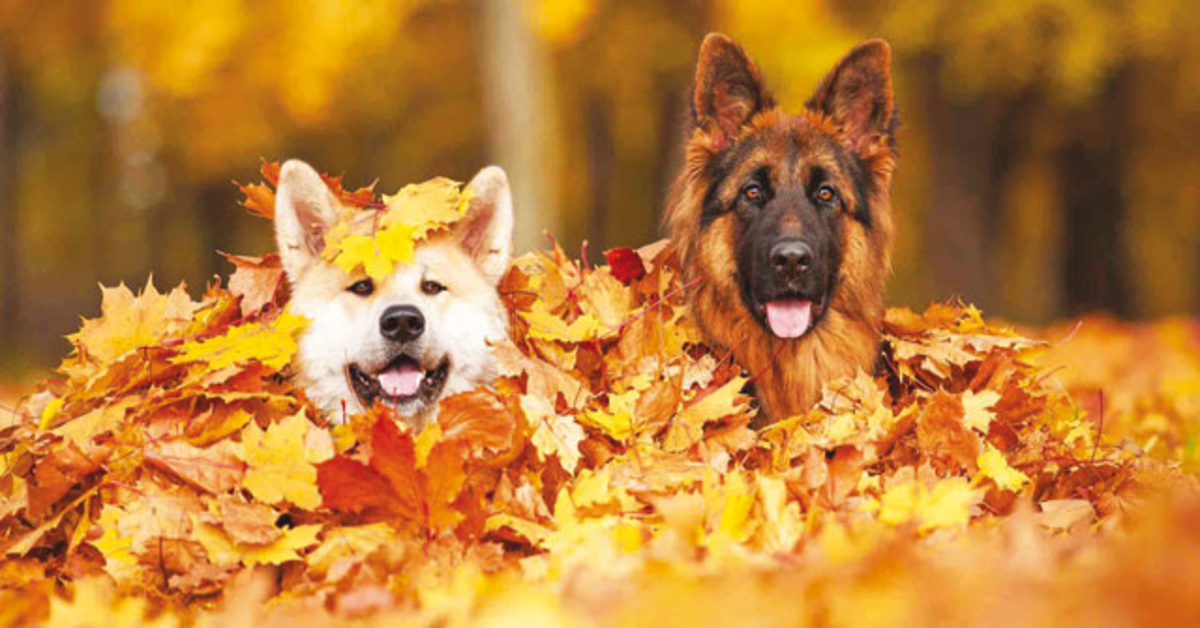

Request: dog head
left=273, top=160, right=513, bottom=425
left=673, top=34, right=897, bottom=341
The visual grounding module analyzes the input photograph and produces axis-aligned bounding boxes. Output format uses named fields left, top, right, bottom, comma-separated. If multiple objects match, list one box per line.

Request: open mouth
left=348, top=354, right=450, bottom=411
left=758, top=293, right=827, bottom=339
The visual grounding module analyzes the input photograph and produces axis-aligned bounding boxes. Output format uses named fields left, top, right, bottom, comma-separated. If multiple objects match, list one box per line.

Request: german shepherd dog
left=665, top=34, right=898, bottom=423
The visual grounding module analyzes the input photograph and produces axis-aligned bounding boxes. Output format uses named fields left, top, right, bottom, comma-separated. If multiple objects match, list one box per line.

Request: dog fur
left=274, top=160, right=513, bottom=427
left=665, top=34, right=898, bottom=423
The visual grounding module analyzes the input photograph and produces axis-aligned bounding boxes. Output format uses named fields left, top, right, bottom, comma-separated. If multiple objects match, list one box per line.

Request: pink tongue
left=765, top=299, right=813, bottom=339
left=377, top=361, right=424, bottom=398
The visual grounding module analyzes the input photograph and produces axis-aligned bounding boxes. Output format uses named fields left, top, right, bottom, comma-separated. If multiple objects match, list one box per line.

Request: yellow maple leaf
left=238, top=411, right=331, bottom=510
left=524, top=395, right=585, bottom=474
left=581, top=389, right=637, bottom=441
left=192, top=516, right=320, bottom=566
left=67, top=278, right=197, bottom=366
left=962, top=389, right=1001, bottom=433
left=381, top=176, right=470, bottom=239
left=94, top=505, right=139, bottom=583
left=875, top=478, right=975, bottom=533
left=171, top=310, right=307, bottom=370
left=306, top=523, right=395, bottom=574
left=977, top=445, right=1031, bottom=492
left=322, top=177, right=469, bottom=281
left=663, top=376, right=749, bottom=452
left=522, top=302, right=607, bottom=343
left=329, top=222, right=417, bottom=280
left=757, top=475, right=803, bottom=552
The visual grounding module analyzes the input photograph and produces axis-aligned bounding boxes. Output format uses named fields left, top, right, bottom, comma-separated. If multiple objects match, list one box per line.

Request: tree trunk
left=917, top=56, right=1000, bottom=311
left=583, top=92, right=613, bottom=255
left=0, top=49, right=21, bottom=359
left=478, top=0, right=557, bottom=253
left=1059, top=68, right=1131, bottom=316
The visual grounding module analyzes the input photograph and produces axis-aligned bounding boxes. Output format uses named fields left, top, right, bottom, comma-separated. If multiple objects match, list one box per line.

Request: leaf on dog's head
left=382, top=176, right=471, bottom=239
left=321, top=177, right=472, bottom=281
left=237, top=160, right=377, bottom=220
left=327, top=222, right=417, bottom=280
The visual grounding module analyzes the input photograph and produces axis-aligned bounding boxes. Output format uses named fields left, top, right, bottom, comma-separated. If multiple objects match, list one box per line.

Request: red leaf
left=316, top=457, right=400, bottom=517
left=316, top=416, right=469, bottom=531
left=604, top=247, right=647, bottom=285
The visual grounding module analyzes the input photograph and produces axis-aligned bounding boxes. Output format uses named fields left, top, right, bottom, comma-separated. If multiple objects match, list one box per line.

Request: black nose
left=770, top=240, right=813, bottom=278
left=379, top=305, right=425, bottom=342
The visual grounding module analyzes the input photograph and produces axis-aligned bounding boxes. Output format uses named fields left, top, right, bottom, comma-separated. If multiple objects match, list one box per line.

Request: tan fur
left=666, top=35, right=897, bottom=422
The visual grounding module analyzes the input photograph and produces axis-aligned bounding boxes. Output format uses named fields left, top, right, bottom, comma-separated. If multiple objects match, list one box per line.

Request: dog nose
left=379, top=305, right=425, bottom=342
left=770, top=240, right=813, bottom=278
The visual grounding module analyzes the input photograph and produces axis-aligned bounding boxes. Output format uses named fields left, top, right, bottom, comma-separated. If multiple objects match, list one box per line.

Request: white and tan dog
left=273, top=160, right=513, bottom=426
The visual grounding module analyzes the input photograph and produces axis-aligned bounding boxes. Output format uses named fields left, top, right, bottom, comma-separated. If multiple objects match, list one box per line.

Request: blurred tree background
left=0, top=0, right=1197, bottom=373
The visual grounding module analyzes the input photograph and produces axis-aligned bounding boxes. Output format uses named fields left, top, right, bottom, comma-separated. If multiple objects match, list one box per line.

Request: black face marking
left=706, top=129, right=854, bottom=337
left=826, top=139, right=873, bottom=229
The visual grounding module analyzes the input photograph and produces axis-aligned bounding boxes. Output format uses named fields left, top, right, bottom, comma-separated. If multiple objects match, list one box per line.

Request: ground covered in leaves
left=1, top=167, right=1198, bottom=627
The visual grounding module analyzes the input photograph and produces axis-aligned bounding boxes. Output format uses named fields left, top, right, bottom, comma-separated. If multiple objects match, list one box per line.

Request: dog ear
left=455, top=166, right=514, bottom=286
left=693, top=33, right=774, bottom=147
left=807, top=40, right=896, bottom=156
left=274, top=159, right=341, bottom=280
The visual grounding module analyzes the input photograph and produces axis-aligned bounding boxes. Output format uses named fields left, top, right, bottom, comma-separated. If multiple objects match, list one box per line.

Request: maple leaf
left=523, top=394, right=585, bottom=474
left=915, top=390, right=981, bottom=470
left=238, top=411, right=332, bottom=510
left=223, top=253, right=283, bottom=317
left=437, top=389, right=520, bottom=456
left=328, top=223, right=417, bottom=281
left=320, top=177, right=470, bottom=281
left=663, top=375, right=750, bottom=452
left=26, top=441, right=107, bottom=520
left=977, top=445, right=1031, bottom=492
left=603, top=247, right=647, bottom=285
left=144, top=439, right=244, bottom=495
left=871, top=477, right=977, bottom=533
left=193, top=516, right=320, bottom=566
left=317, top=417, right=467, bottom=531
left=381, top=176, right=470, bottom=239
left=962, top=389, right=1001, bottom=433
left=171, top=310, right=307, bottom=370
left=67, top=278, right=198, bottom=367
left=521, top=301, right=607, bottom=343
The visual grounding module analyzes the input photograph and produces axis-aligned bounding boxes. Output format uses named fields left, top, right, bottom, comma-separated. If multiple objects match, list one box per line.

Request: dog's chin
left=753, top=291, right=828, bottom=340
left=347, top=354, right=451, bottom=416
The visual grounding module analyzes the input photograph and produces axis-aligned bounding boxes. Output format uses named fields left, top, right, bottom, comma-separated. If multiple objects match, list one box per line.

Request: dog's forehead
left=720, top=125, right=845, bottom=191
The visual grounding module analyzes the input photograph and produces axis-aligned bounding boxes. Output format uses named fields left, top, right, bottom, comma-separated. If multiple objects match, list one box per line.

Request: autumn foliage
left=1, top=165, right=1198, bottom=627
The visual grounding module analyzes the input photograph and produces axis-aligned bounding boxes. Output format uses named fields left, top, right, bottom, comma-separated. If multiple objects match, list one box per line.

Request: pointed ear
left=454, top=166, right=513, bottom=286
left=693, top=33, right=774, bottom=146
left=806, top=40, right=896, bottom=156
left=274, top=159, right=341, bottom=280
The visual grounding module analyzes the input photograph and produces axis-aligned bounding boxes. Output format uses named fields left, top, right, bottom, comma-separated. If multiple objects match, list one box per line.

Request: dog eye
left=816, top=185, right=838, bottom=204
left=741, top=184, right=764, bottom=203
left=347, top=279, right=375, bottom=296
left=421, top=280, right=447, bottom=296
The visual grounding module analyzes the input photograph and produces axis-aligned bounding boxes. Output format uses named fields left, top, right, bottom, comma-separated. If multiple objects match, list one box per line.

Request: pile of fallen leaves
left=1, top=165, right=1198, bottom=627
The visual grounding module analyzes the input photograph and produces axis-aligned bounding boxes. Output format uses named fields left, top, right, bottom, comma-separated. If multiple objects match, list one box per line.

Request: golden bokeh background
left=1, top=0, right=1198, bottom=371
